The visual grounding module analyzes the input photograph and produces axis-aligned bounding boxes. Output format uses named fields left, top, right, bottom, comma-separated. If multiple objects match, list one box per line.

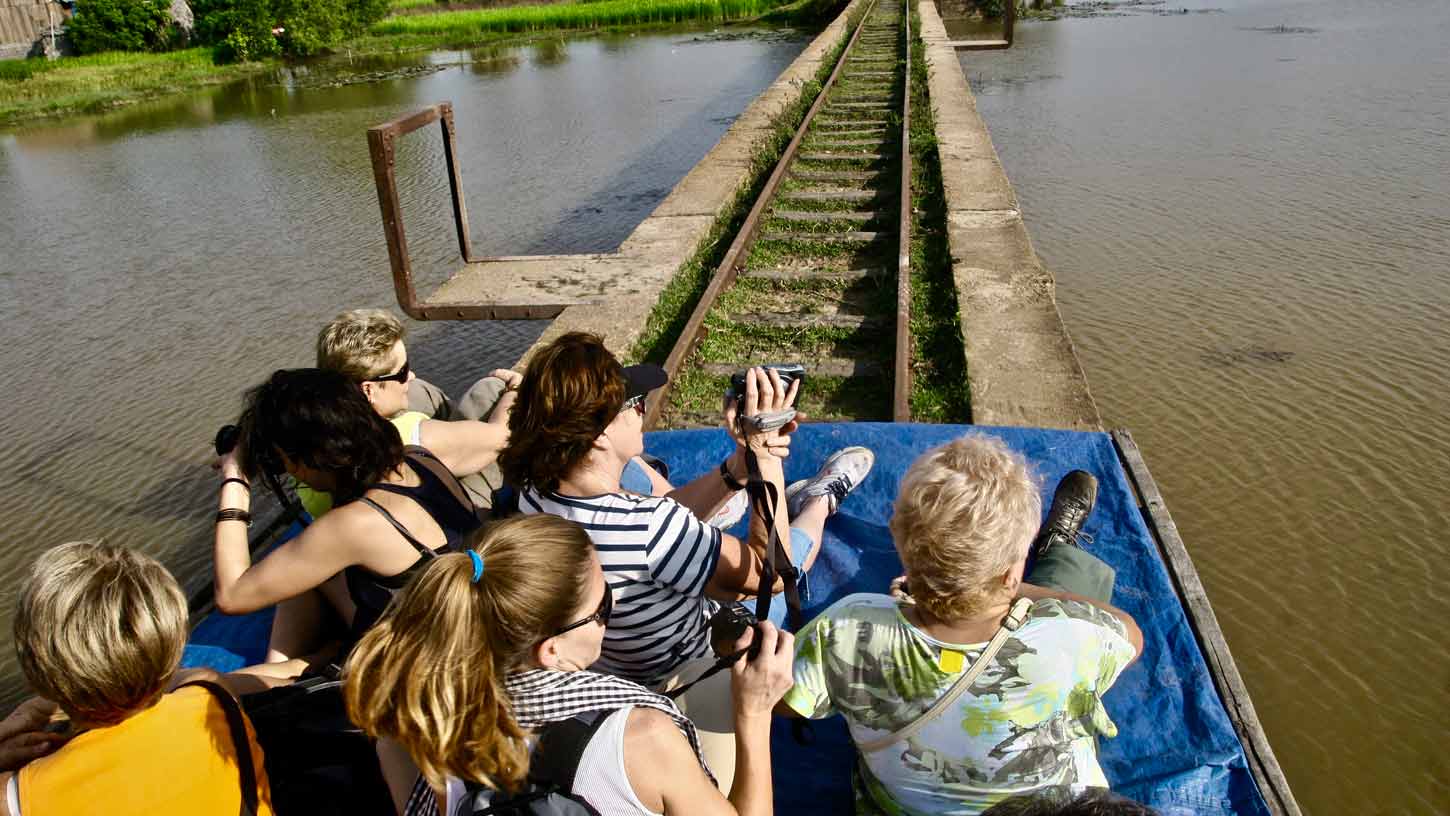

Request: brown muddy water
left=0, top=27, right=810, bottom=701
left=945, top=0, right=1449, bottom=812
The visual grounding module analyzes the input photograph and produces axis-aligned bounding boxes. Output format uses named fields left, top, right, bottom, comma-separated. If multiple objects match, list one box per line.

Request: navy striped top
left=520, top=488, right=722, bottom=685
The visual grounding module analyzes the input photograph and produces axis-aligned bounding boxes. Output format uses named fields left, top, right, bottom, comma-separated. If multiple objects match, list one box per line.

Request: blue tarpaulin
left=185, top=423, right=1270, bottom=815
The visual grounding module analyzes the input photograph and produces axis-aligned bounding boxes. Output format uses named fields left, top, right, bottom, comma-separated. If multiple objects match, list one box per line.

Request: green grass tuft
left=372, top=0, right=790, bottom=36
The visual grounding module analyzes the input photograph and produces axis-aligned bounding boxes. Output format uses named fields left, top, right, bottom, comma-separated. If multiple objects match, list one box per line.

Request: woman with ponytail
left=344, top=514, right=795, bottom=816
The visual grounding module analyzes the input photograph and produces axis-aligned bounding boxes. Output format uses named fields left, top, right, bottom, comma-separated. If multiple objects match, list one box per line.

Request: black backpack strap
left=356, top=496, right=434, bottom=556
left=179, top=680, right=261, bottom=816
left=528, top=710, right=611, bottom=794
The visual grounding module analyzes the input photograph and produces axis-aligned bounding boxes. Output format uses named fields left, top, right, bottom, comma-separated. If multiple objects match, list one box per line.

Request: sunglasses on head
left=621, top=394, right=646, bottom=416
left=554, top=585, right=612, bottom=636
left=368, top=359, right=410, bottom=385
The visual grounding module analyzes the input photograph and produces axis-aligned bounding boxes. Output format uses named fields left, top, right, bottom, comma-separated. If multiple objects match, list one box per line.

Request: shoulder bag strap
left=404, top=446, right=482, bottom=518
left=178, top=680, right=261, bottom=816
left=356, top=496, right=434, bottom=556
left=857, top=597, right=1034, bottom=754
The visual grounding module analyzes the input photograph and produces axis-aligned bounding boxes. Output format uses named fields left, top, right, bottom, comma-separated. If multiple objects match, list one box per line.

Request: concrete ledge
left=509, top=0, right=868, bottom=367
left=918, top=0, right=1101, bottom=430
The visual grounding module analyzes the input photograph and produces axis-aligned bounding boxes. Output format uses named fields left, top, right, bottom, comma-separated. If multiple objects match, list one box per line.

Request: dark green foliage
left=195, top=0, right=392, bottom=61
left=0, top=60, right=51, bottom=81
left=67, top=0, right=174, bottom=54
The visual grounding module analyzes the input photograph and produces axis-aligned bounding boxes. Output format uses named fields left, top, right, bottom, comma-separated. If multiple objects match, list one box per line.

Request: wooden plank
left=739, top=266, right=888, bottom=282
left=1111, top=429, right=1303, bottom=816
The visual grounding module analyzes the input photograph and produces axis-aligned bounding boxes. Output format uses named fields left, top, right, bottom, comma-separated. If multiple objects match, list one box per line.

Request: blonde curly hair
left=889, top=434, right=1041, bottom=621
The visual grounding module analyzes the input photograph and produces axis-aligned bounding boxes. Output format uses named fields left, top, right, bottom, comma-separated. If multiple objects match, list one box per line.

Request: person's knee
left=455, top=376, right=509, bottom=422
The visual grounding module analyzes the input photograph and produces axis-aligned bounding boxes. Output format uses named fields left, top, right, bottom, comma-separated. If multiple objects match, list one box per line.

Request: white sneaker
left=786, top=446, right=875, bottom=518
left=708, top=489, right=749, bottom=529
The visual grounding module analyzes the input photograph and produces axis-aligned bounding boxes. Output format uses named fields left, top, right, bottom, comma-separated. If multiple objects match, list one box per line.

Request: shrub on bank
left=67, top=0, right=176, bottom=54
left=193, top=0, right=391, bottom=61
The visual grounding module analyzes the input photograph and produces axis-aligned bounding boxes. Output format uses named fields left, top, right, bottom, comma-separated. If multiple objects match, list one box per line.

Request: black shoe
left=1031, top=470, right=1098, bottom=561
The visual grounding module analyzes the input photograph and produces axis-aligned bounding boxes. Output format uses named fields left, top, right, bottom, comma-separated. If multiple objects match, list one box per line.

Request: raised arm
left=704, top=369, right=797, bottom=599
left=213, top=454, right=364, bottom=615
left=1019, top=582, right=1145, bottom=657
left=416, top=418, right=509, bottom=477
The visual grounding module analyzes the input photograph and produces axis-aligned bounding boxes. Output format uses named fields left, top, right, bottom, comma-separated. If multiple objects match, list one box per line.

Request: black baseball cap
left=622, top=364, right=668, bottom=400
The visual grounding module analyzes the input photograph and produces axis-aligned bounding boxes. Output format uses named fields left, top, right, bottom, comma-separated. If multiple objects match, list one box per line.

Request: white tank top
left=443, top=706, right=660, bottom=816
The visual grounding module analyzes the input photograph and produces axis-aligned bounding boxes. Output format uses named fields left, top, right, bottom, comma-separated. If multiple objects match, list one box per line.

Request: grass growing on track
left=373, top=0, right=787, bottom=36
left=904, top=7, right=970, bottom=422
left=628, top=0, right=867, bottom=367
left=0, top=49, right=267, bottom=127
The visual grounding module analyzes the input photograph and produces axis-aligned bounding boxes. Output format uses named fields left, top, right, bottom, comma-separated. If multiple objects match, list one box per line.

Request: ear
left=534, top=635, right=562, bottom=670
left=359, top=381, right=382, bottom=407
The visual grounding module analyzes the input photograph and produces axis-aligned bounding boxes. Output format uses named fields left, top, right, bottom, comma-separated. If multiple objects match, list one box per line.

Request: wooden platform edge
left=1110, top=429, right=1303, bottom=816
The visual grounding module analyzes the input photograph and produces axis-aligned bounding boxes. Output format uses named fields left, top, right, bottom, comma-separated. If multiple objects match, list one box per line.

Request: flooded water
left=947, top=0, right=1449, bottom=812
left=0, top=27, right=809, bottom=700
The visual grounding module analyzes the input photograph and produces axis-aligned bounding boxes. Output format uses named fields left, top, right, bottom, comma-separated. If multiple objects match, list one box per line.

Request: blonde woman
left=2, top=542, right=275, bottom=815
left=780, top=434, right=1145, bottom=815
left=343, top=514, right=795, bottom=816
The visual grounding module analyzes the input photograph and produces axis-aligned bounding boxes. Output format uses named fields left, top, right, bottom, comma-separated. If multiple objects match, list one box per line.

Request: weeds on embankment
left=905, top=7, right=970, bottom=422
left=628, top=0, right=867, bottom=368
left=371, top=0, right=790, bottom=37
left=0, top=49, right=268, bottom=127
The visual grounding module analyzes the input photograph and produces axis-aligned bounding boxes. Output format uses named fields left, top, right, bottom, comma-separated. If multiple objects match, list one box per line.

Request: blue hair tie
left=467, top=550, right=485, bottom=583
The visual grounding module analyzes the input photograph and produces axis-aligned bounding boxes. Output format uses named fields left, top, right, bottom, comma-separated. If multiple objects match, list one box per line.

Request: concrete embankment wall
left=0, top=0, right=66, bottom=60
left=513, top=0, right=866, bottom=366
left=918, top=0, right=1101, bottom=431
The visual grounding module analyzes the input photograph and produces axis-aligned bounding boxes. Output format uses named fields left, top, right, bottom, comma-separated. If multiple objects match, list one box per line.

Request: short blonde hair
left=890, top=434, right=1041, bottom=621
left=13, top=541, right=188, bottom=725
left=316, top=308, right=405, bottom=382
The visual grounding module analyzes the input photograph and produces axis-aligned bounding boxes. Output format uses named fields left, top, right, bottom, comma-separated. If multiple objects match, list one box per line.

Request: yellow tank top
left=295, top=411, right=430, bottom=518
left=17, top=686, right=274, bottom=816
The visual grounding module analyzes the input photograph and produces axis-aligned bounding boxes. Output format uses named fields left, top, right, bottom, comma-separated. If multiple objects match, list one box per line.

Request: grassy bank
left=1, top=0, right=831, bottom=127
left=371, top=0, right=790, bottom=38
left=0, top=49, right=269, bottom=127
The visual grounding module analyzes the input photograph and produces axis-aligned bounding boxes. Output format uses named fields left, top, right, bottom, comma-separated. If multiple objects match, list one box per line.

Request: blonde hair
left=316, top=308, right=405, bottom=382
left=343, top=515, right=595, bottom=793
left=889, top=435, right=1041, bottom=621
left=13, top=541, right=188, bottom=725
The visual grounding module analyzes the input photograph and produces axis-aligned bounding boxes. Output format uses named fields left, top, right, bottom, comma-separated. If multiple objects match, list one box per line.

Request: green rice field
left=372, top=0, right=791, bottom=36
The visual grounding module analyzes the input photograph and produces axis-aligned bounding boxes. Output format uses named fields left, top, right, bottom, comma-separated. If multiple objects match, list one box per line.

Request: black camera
left=214, top=424, right=241, bottom=456
left=708, top=601, right=761, bottom=660
left=727, top=363, right=805, bottom=407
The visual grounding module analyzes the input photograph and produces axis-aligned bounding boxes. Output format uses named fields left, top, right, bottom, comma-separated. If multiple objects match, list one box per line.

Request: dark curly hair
left=499, top=332, right=626, bottom=492
left=237, top=368, right=405, bottom=504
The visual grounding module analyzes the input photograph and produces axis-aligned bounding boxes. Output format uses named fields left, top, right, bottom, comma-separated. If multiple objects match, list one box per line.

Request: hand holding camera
left=723, top=365, right=803, bottom=458
left=728, top=619, right=795, bottom=721
left=213, top=423, right=245, bottom=482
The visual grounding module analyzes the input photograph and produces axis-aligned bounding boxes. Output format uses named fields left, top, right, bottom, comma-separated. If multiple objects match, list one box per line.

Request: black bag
left=241, top=676, right=394, bottom=816
left=458, top=712, right=608, bottom=816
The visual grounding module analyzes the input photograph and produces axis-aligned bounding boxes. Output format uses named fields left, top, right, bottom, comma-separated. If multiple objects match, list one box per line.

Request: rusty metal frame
left=946, top=0, right=1014, bottom=50
left=893, top=4, right=913, bottom=422
left=643, top=0, right=881, bottom=430
left=367, top=102, right=568, bottom=321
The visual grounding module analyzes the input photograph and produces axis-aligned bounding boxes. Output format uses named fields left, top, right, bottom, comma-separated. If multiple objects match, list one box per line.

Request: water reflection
left=0, top=25, right=811, bottom=702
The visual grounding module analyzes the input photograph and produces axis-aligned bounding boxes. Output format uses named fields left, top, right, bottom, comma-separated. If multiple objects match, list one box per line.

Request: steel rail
left=892, top=5, right=913, bottom=422
left=642, top=0, right=890, bottom=430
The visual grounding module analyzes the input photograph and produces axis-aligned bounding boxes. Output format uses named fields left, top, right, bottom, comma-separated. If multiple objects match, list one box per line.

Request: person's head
left=13, top=541, right=188, bottom=727
left=343, top=514, right=605, bottom=792
left=237, top=368, right=404, bottom=502
left=498, top=332, right=664, bottom=492
left=981, top=789, right=1159, bottom=816
left=890, top=434, right=1041, bottom=621
left=315, top=308, right=414, bottom=418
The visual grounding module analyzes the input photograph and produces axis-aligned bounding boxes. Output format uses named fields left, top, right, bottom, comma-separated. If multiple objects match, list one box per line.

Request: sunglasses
left=368, top=359, right=410, bottom=385
left=555, top=585, right=612, bottom=636
left=621, top=394, right=646, bottom=416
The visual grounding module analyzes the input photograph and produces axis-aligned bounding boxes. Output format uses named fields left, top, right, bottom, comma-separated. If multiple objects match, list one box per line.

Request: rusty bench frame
left=367, top=102, right=571, bottom=321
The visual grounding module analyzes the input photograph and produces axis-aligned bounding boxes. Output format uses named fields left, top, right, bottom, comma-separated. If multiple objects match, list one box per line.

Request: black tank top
left=343, top=446, right=484, bottom=636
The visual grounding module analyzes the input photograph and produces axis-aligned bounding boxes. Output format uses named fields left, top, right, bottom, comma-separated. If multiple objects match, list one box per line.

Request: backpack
left=456, top=711, right=608, bottom=816
left=241, top=676, right=394, bottom=816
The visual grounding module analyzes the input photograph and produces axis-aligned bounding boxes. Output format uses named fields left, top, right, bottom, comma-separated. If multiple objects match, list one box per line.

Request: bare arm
left=663, top=450, right=742, bottom=518
left=416, top=418, right=509, bottom=477
left=213, top=462, right=368, bottom=615
left=629, top=623, right=795, bottom=816
left=1019, top=582, right=1145, bottom=657
left=704, top=369, right=797, bottom=599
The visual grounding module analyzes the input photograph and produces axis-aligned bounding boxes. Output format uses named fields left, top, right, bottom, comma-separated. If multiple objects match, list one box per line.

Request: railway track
left=646, top=0, right=914, bottom=428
